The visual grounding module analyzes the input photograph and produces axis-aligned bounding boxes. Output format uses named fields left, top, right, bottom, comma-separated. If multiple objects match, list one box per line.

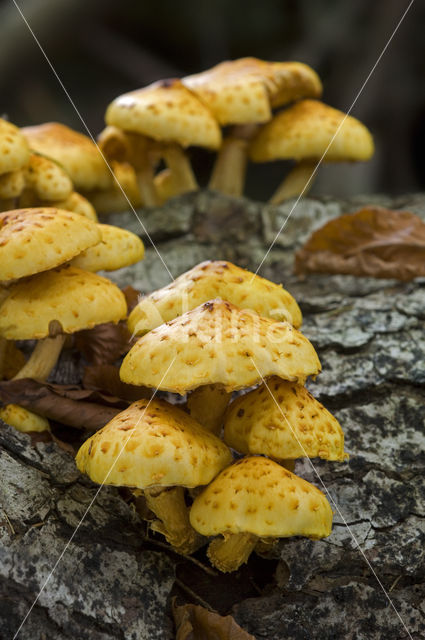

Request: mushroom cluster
left=76, top=260, right=348, bottom=572
left=0, top=204, right=144, bottom=431
left=0, top=56, right=373, bottom=217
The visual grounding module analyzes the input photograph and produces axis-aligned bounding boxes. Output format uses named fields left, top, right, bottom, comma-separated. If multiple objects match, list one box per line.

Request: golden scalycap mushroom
left=0, top=119, right=30, bottom=174
left=23, top=153, right=73, bottom=201
left=250, top=100, right=374, bottom=162
left=71, top=223, right=144, bottom=272
left=190, top=456, right=332, bottom=539
left=0, top=266, right=127, bottom=340
left=106, top=79, right=222, bottom=150
left=224, top=377, right=348, bottom=461
left=121, top=299, right=320, bottom=394
left=0, top=404, right=49, bottom=433
left=128, top=260, right=302, bottom=336
left=52, top=191, right=98, bottom=221
left=76, top=397, right=233, bottom=488
left=0, top=208, right=101, bottom=282
left=22, top=122, right=112, bottom=191
left=184, top=58, right=322, bottom=125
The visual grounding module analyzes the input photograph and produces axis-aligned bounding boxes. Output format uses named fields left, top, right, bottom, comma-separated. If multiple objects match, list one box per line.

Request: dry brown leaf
left=83, top=364, right=152, bottom=403
left=75, top=321, right=133, bottom=365
left=294, top=206, right=425, bottom=280
left=173, top=599, right=256, bottom=640
left=0, top=379, right=125, bottom=431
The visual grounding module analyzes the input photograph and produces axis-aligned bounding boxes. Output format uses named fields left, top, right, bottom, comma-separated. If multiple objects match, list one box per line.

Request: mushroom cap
left=121, top=299, right=320, bottom=394
left=190, top=456, right=332, bottom=538
left=21, top=122, right=112, bottom=191
left=127, top=260, right=302, bottom=336
left=183, top=58, right=322, bottom=126
left=0, top=119, right=30, bottom=174
left=224, top=377, right=347, bottom=461
left=0, top=404, right=49, bottom=433
left=250, top=100, right=374, bottom=162
left=0, top=207, right=101, bottom=282
left=0, top=169, right=25, bottom=199
left=52, top=191, right=98, bottom=221
left=24, top=153, right=73, bottom=201
left=71, top=223, right=144, bottom=272
left=75, top=397, right=233, bottom=489
left=105, top=79, right=222, bottom=150
left=0, top=266, right=127, bottom=339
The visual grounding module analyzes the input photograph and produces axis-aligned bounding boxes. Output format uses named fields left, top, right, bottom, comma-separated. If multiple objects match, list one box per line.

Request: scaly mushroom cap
left=23, top=153, right=73, bottom=201
left=71, top=223, right=144, bottom=272
left=52, top=191, right=98, bottom=221
left=0, top=119, right=30, bottom=174
left=22, top=122, right=112, bottom=191
left=190, top=456, right=332, bottom=538
left=75, top=398, right=233, bottom=488
left=105, top=79, right=222, bottom=150
left=224, top=377, right=347, bottom=461
left=121, top=299, right=320, bottom=394
left=0, top=266, right=127, bottom=339
left=250, top=100, right=374, bottom=162
left=128, top=260, right=302, bottom=335
left=183, top=58, right=322, bottom=126
left=0, top=208, right=101, bottom=281
left=0, top=169, right=25, bottom=199
left=0, top=404, right=49, bottom=433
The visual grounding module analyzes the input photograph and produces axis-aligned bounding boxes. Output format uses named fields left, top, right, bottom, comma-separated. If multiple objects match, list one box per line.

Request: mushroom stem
left=13, top=334, right=67, bottom=382
left=144, top=485, right=204, bottom=555
left=208, top=137, right=249, bottom=197
left=135, top=158, right=160, bottom=207
left=162, top=144, right=198, bottom=194
left=269, top=160, right=317, bottom=205
left=187, top=384, right=232, bottom=436
left=207, top=532, right=258, bottom=572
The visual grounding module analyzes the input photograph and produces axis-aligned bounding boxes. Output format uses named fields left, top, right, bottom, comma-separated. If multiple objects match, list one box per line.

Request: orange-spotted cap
left=105, top=79, right=222, bottom=150
left=22, top=122, right=112, bottom=191
left=224, top=377, right=348, bottom=461
left=24, top=153, right=73, bottom=201
left=0, top=208, right=100, bottom=282
left=121, top=299, right=320, bottom=394
left=0, top=266, right=127, bottom=339
left=75, top=397, right=233, bottom=489
left=0, top=119, right=30, bottom=174
left=250, top=100, right=374, bottom=162
left=71, top=223, right=144, bottom=272
left=127, top=260, right=302, bottom=336
left=190, top=456, right=332, bottom=538
left=183, top=58, right=322, bottom=126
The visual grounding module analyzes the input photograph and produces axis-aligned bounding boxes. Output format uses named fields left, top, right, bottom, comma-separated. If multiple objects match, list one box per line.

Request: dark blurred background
left=0, top=0, right=424, bottom=199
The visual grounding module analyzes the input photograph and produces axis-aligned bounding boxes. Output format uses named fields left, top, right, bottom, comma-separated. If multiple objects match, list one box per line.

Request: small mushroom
left=0, top=118, right=30, bottom=175
left=0, top=266, right=127, bottom=381
left=128, top=260, right=302, bottom=337
left=121, top=299, right=320, bottom=435
left=71, top=224, right=144, bottom=272
left=105, top=79, right=222, bottom=203
left=224, top=376, right=348, bottom=470
left=21, top=153, right=73, bottom=203
left=184, top=58, right=322, bottom=196
left=0, top=404, right=50, bottom=433
left=249, top=100, right=374, bottom=204
left=75, top=398, right=233, bottom=554
left=190, top=456, right=333, bottom=572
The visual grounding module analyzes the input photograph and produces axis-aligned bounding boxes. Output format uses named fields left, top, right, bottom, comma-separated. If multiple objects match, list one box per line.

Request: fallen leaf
left=75, top=321, right=133, bottom=365
left=0, top=379, right=125, bottom=431
left=83, top=365, right=152, bottom=403
left=294, top=206, right=425, bottom=280
left=173, top=599, right=256, bottom=640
